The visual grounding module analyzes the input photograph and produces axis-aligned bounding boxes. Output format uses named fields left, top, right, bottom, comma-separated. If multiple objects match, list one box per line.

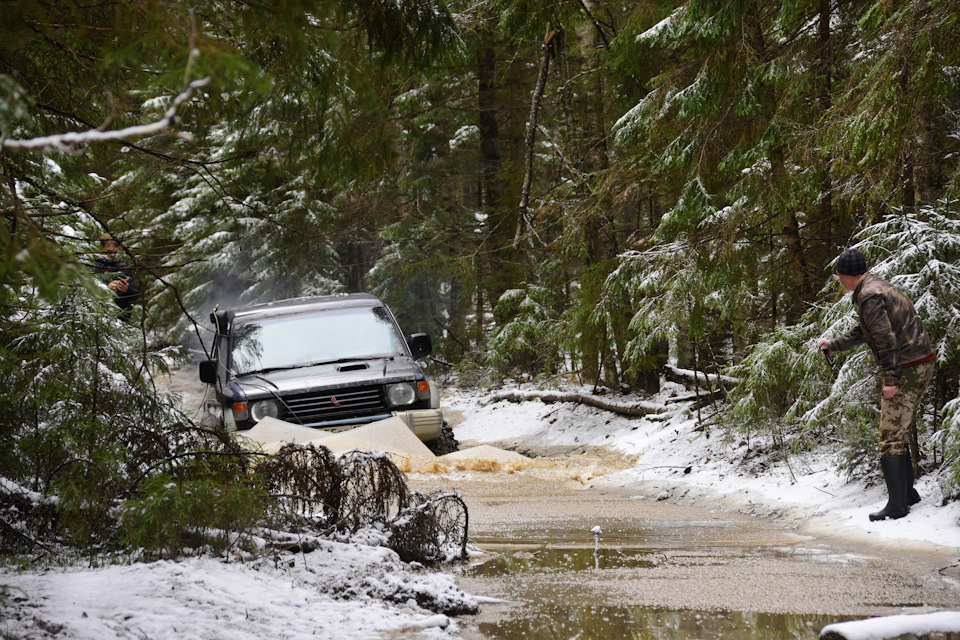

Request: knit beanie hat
left=835, top=248, right=867, bottom=276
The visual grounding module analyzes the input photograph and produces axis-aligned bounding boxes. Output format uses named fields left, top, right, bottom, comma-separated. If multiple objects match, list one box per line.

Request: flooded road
left=409, top=463, right=960, bottom=640
left=156, top=367, right=960, bottom=639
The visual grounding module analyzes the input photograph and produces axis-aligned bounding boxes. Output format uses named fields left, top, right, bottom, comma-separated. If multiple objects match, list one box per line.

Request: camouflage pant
left=878, top=360, right=935, bottom=457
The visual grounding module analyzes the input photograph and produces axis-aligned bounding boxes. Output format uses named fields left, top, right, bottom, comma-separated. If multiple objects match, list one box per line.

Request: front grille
left=279, top=385, right=387, bottom=425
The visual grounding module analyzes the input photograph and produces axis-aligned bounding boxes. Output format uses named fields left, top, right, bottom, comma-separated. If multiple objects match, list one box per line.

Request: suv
left=198, top=293, right=458, bottom=455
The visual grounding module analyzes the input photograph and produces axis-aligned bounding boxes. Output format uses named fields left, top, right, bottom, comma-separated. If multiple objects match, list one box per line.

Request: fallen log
left=664, top=390, right=725, bottom=406
left=483, top=389, right=666, bottom=417
left=663, top=364, right=738, bottom=392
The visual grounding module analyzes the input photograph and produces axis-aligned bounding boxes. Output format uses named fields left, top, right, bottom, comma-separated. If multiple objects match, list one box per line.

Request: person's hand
left=109, top=277, right=130, bottom=293
left=817, top=339, right=832, bottom=357
left=883, top=384, right=899, bottom=399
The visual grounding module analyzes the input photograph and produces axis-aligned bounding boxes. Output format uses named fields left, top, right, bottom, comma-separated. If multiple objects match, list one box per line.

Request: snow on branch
left=1, top=76, right=211, bottom=154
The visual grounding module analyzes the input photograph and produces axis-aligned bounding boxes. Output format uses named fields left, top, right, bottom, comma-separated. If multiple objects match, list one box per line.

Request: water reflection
left=463, top=545, right=860, bottom=639
left=467, top=547, right=661, bottom=575
left=476, top=604, right=852, bottom=640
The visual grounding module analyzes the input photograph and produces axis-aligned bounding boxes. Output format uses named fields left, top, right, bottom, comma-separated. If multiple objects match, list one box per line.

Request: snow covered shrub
left=120, top=469, right=268, bottom=558
left=724, top=318, right=885, bottom=476
left=0, top=284, right=158, bottom=548
left=389, top=491, right=468, bottom=564
left=723, top=325, right=832, bottom=451
left=941, top=400, right=960, bottom=500
left=488, top=285, right=566, bottom=379
left=338, top=451, right=410, bottom=532
left=253, top=446, right=470, bottom=565
left=256, top=443, right=344, bottom=531
left=0, top=283, right=269, bottom=557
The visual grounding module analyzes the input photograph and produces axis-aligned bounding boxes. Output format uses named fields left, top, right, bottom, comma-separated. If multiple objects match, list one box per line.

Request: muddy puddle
left=456, top=526, right=860, bottom=639
left=410, top=468, right=960, bottom=640
left=465, top=602, right=850, bottom=640
left=466, top=543, right=851, bottom=577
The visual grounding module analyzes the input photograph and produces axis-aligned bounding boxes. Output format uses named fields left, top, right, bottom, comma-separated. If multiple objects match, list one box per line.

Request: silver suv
left=198, top=293, right=458, bottom=454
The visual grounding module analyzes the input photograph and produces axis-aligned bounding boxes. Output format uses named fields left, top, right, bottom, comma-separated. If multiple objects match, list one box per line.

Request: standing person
left=91, top=232, right=140, bottom=316
left=818, top=248, right=935, bottom=521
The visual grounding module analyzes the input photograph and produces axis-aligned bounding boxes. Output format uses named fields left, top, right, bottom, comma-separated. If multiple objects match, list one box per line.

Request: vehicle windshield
left=230, top=306, right=405, bottom=375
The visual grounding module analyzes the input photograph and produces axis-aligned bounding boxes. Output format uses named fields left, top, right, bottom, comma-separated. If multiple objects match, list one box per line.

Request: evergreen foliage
left=726, top=205, right=960, bottom=491
left=3, top=0, right=960, bottom=550
left=0, top=282, right=228, bottom=553
left=488, top=284, right=565, bottom=380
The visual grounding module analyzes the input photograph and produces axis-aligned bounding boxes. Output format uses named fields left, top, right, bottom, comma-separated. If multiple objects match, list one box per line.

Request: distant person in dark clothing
left=92, top=232, right=139, bottom=316
left=818, top=248, right=935, bottom=522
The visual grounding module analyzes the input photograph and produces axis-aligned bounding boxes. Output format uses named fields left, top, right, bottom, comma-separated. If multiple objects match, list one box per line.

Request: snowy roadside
left=443, top=381, right=960, bottom=555
left=1, top=536, right=476, bottom=640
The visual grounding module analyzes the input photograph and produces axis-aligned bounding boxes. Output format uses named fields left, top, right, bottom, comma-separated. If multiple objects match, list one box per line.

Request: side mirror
left=210, top=310, right=231, bottom=335
left=408, top=333, right=432, bottom=359
left=199, top=360, right=218, bottom=385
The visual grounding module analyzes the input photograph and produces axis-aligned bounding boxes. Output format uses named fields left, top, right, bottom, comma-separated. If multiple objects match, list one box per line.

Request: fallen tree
left=483, top=389, right=666, bottom=417
left=662, top=364, right=739, bottom=392
left=484, top=364, right=742, bottom=417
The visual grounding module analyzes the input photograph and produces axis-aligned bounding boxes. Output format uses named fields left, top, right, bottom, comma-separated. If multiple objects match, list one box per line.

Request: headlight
left=385, top=382, right=417, bottom=407
left=250, top=399, right=280, bottom=422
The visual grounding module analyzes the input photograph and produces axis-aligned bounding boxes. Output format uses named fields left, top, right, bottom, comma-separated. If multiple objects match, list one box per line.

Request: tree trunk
left=576, top=1, right=614, bottom=387
left=913, top=95, right=943, bottom=208
left=486, top=389, right=666, bottom=417
left=817, top=0, right=836, bottom=267
left=477, top=45, right=502, bottom=209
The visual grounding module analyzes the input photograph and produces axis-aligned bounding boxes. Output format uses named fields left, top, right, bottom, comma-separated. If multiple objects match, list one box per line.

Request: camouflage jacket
left=830, top=274, right=933, bottom=386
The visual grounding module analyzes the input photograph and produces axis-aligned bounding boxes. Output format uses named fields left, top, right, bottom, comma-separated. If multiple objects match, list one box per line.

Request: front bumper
left=215, top=400, right=444, bottom=442
left=392, top=408, right=444, bottom=442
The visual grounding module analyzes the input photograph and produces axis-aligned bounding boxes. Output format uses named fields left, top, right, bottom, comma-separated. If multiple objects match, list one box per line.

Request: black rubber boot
left=906, top=457, right=921, bottom=506
left=869, top=454, right=911, bottom=521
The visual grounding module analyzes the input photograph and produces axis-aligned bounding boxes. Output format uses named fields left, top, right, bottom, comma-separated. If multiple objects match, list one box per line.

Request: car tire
left=427, top=422, right=459, bottom=456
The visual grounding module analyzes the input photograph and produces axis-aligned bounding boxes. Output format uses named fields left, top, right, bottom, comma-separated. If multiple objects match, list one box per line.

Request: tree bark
left=914, top=94, right=943, bottom=208
left=575, top=0, right=614, bottom=387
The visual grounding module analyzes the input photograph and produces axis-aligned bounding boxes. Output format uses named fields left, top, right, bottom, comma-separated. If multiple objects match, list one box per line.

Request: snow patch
left=821, top=611, right=960, bottom=640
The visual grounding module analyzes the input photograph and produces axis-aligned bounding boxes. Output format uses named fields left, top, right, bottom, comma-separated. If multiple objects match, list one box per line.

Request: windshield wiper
left=300, top=355, right=397, bottom=368
left=251, top=374, right=279, bottom=389
left=238, top=355, right=396, bottom=377
left=236, top=365, right=299, bottom=376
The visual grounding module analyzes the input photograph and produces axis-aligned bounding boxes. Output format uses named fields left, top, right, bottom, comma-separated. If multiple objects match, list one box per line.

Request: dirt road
left=407, top=447, right=960, bottom=639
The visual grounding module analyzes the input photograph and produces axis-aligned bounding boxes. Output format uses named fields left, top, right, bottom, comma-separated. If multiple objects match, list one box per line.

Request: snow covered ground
left=2, top=379, right=958, bottom=640
left=1, top=535, right=476, bottom=640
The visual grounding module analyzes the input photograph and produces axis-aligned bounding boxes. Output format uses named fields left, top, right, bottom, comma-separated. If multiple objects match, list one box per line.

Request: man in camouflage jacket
left=819, top=248, right=935, bottom=522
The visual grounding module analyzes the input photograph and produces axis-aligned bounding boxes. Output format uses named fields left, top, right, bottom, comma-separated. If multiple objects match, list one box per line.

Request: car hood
left=232, top=356, right=421, bottom=399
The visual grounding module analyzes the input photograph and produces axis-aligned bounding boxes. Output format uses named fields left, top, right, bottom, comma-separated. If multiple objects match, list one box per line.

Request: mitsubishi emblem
left=330, top=396, right=341, bottom=407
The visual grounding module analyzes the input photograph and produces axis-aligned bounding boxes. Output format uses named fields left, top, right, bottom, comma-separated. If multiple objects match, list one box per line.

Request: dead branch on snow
left=485, top=389, right=666, bottom=417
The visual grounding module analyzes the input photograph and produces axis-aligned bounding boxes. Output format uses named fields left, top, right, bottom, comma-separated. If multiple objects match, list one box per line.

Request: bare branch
left=514, top=28, right=558, bottom=249
left=1, top=77, right=211, bottom=154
